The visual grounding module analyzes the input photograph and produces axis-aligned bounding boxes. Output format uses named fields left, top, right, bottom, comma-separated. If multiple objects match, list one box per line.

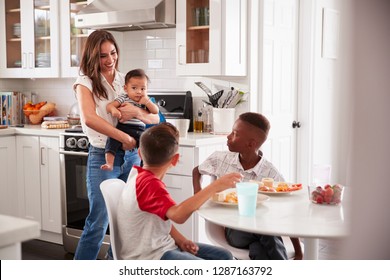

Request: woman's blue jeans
left=160, top=243, right=233, bottom=260
left=74, top=145, right=140, bottom=260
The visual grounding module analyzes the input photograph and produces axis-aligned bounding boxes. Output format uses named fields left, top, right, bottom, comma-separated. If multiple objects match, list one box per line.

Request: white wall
left=310, top=0, right=345, bottom=184
left=340, top=0, right=390, bottom=259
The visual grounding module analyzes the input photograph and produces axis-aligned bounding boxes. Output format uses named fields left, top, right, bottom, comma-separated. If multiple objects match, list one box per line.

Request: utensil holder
left=212, top=108, right=235, bottom=134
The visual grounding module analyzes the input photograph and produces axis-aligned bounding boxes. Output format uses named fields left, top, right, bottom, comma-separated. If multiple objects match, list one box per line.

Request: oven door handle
left=59, top=150, right=89, bottom=157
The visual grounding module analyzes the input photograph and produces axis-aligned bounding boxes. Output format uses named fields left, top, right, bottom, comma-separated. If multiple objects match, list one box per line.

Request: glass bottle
left=204, top=107, right=212, bottom=133
left=194, top=110, right=204, bottom=133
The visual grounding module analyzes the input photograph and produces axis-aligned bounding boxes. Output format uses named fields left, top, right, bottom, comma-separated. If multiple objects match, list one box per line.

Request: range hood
left=75, top=0, right=175, bottom=32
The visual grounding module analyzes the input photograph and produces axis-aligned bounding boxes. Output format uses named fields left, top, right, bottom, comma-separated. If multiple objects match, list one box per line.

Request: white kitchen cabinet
left=0, top=136, right=18, bottom=216
left=59, top=0, right=88, bottom=77
left=162, top=141, right=226, bottom=242
left=176, top=0, right=247, bottom=76
left=16, top=135, right=62, bottom=239
left=0, top=0, right=60, bottom=78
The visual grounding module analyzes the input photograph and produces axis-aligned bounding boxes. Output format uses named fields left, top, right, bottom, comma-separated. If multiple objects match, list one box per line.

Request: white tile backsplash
left=0, top=28, right=249, bottom=117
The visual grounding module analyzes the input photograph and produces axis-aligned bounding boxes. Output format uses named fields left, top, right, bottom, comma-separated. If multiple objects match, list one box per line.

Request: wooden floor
left=21, top=238, right=344, bottom=260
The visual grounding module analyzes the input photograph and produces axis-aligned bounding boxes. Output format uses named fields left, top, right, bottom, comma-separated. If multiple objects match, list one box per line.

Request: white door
left=260, top=0, right=299, bottom=182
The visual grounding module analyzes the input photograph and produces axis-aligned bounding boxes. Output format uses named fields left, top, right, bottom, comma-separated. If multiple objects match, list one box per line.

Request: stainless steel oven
left=59, top=129, right=109, bottom=259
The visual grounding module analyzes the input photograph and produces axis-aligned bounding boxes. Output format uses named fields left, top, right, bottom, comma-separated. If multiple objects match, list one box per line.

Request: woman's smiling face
left=99, top=41, right=118, bottom=74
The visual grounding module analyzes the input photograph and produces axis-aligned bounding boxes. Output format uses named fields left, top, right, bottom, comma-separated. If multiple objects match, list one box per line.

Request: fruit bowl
left=308, top=184, right=344, bottom=205
left=23, top=102, right=56, bottom=124
left=24, top=109, right=54, bottom=124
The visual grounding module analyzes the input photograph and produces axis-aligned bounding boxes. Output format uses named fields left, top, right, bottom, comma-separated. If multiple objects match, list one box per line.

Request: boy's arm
left=290, top=237, right=303, bottom=260
left=106, top=100, right=122, bottom=119
left=166, top=172, right=242, bottom=224
left=144, top=98, right=159, bottom=114
left=170, top=225, right=198, bottom=255
left=192, top=166, right=203, bottom=194
left=140, top=95, right=159, bottom=114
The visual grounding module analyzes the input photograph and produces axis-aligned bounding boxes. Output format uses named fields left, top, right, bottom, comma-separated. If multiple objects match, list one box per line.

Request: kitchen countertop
left=0, top=125, right=66, bottom=137
left=0, top=125, right=228, bottom=147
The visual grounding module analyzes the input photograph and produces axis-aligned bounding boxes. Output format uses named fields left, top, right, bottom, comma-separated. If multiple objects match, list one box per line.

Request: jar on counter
left=193, top=110, right=204, bottom=133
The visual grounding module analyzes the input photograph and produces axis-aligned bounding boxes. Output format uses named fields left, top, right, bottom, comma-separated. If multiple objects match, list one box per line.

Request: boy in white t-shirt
left=116, top=123, right=242, bottom=260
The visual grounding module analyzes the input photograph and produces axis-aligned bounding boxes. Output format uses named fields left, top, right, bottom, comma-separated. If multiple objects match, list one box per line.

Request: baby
left=101, top=69, right=159, bottom=170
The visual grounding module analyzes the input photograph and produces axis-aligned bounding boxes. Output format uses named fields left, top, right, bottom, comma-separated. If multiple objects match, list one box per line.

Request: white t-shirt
left=73, top=71, right=125, bottom=148
left=198, top=150, right=285, bottom=182
left=117, top=166, right=177, bottom=260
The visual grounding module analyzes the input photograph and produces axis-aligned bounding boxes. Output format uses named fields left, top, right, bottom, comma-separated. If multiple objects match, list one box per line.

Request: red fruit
left=325, top=187, right=334, bottom=197
left=324, top=195, right=332, bottom=204
left=316, top=196, right=324, bottom=204
left=316, top=186, right=323, bottom=192
left=324, top=184, right=332, bottom=189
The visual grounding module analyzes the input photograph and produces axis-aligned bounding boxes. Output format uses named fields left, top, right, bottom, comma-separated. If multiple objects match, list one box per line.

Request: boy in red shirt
left=117, top=122, right=242, bottom=259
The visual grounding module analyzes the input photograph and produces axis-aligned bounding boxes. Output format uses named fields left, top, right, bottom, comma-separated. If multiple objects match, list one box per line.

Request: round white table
left=197, top=188, right=350, bottom=259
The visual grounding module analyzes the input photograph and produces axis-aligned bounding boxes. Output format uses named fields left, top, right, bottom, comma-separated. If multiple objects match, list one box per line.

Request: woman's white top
left=73, top=71, right=125, bottom=148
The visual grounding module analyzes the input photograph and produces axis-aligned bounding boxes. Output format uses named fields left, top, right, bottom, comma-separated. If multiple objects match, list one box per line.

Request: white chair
left=205, top=220, right=303, bottom=260
left=100, top=178, right=126, bottom=260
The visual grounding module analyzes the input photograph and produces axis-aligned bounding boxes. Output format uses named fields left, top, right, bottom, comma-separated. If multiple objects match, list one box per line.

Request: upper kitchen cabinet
left=0, top=0, right=60, bottom=78
left=59, top=0, right=88, bottom=77
left=176, top=0, right=247, bottom=76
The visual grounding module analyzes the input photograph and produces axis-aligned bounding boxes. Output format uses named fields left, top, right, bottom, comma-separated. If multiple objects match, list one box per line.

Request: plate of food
left=210, top=188, right=270, bottom=206
left=249, top=179, right=302, bottom=195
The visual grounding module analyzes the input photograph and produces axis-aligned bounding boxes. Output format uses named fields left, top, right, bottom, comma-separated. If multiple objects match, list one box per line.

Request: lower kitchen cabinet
left=16, top=135, right=62, bottom=243
left=0, top=136, right=18, bottom=216
left=162, top=141, right=227, bottom=242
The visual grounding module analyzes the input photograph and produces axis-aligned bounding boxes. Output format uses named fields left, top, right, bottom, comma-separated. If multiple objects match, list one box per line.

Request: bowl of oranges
left=23, top=101, right=56, bottom=124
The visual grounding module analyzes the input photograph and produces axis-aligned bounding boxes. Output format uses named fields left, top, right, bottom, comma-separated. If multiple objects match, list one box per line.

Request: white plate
left=211, top=193, right=270, bottom=206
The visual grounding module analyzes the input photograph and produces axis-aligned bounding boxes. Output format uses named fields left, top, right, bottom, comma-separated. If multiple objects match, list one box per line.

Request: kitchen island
left=0, top=215, right=40, bottom=260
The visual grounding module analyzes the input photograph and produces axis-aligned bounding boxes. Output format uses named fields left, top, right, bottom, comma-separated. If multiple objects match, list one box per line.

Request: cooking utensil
left=195, top=82, right=224, bottom=107
left=195, top=81, right=213, bottom=96
left=209, top=90, right=224, bottom=108
left=221, top=88, right=234, bottom=108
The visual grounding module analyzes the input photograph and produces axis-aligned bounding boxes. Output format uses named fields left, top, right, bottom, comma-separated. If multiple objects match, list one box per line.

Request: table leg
left=303, top=238, right=319, bottom=260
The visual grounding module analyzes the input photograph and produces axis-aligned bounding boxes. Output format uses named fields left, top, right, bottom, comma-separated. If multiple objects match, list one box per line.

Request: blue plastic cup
left=236, top=182, right=259, bottom=216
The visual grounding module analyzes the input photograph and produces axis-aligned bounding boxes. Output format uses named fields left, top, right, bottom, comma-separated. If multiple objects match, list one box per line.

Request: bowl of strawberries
left=308, top=184, right=344, bottom=205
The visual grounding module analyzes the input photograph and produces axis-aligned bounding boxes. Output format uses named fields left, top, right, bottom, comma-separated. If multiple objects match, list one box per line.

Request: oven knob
left=66, top=137, right=77, bottom=148
left=77, top=137, right=89, bottom=150
left=157, top=99, right=166, bottom=107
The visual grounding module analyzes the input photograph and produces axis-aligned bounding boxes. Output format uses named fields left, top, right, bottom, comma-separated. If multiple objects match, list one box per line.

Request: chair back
left=100, top=178, right=126, bottom=260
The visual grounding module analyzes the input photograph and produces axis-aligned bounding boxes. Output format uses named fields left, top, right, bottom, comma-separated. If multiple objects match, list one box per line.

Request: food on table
left=212, top=191, right=238, bottom=204
left=249, top=180, right=264, bottom=191
left=225, top=192, right=238, bottom=203
left=251, top=178, right=302, bottom=193
left=276, top=182, right=289, bottom=192
left=259, top=185, right=277, bottom=192
left=261, top=178, right=274, bottom=188
left=309, top=184, right=344, bottom=205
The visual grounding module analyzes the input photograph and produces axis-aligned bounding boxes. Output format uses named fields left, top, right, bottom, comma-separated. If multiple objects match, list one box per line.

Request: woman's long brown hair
left=79, top=30, right=120, bottom=100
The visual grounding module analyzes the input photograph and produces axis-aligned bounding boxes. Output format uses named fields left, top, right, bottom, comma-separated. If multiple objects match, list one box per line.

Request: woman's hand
left=178, top=239, right=199, bottom=255
left=118, top=102, right=159, bottom=124
left=121, top=133, right=137, bottom=150
left=117, top=103, right=140, bottom=122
